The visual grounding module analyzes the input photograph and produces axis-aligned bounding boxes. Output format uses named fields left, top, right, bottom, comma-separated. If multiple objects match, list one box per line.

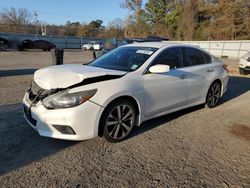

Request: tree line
left=0, top=0, right=250, bottom=40
left=123, top=0, right=250, bottom=40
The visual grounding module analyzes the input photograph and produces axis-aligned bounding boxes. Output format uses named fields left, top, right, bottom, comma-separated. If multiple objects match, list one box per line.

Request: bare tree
left=103, top=18, right=125, bottom=38
left=121, top=0, right=151, bottom=37
left=0, top=7, right=32, bottom=33
left=120, top=0, right=142, bottom=12
left=108, top=18, right=125, bottom=30
left=0, top=7, right=31, bottom=25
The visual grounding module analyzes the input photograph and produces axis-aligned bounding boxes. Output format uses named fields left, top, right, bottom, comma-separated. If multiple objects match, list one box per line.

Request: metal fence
left=1, top=32, right=250, bottom=59
left=0, top=32, right=103, bottom=49
left=171, top=40, right=250, bottom=59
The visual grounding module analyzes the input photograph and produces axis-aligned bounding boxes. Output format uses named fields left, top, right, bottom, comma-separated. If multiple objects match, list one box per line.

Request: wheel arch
left=203, top=78, right=222, bottom=103
left=98, top=95, right=141, bottom=137
left=211, top=79, right=223, bottom=97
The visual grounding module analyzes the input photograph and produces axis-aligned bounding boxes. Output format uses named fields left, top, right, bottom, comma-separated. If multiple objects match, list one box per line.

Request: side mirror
left=149, top=64, right=170, bottom=74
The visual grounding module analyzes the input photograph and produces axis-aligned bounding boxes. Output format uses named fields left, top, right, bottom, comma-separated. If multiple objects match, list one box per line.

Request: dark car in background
left=21, top=39, right=56, bottom=51
left=0, top=37, right=11, bottom=51
left=93, top=36, right=169, bottom=59
left=125, top=36, right=169, bottom=44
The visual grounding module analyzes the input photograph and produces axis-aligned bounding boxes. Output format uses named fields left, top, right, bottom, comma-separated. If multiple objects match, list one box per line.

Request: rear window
left=183, top=47, right=211, bottom=67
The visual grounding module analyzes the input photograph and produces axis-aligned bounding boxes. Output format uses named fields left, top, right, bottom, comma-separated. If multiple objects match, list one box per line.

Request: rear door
left=180, top=47, right=213, bottom=103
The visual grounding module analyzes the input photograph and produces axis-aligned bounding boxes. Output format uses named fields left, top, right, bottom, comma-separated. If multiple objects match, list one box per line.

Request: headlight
left=42, top=89, right=97, bottom=109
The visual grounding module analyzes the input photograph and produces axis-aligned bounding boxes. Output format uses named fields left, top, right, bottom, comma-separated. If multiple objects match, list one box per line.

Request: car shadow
left=130, top=104, right=205, bottom=139
left=0, top=103, right=76, bottom=175
left=0, top=69, right=37, bottom=77
left=129, top=75, right=250, bottom=139
left=220, top=75, right=250, bottom=103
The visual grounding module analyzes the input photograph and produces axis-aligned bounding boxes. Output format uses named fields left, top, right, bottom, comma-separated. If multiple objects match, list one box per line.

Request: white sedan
left=239, top=51, right=250, bottom=75
left=23, top=42, right=229, bottom=142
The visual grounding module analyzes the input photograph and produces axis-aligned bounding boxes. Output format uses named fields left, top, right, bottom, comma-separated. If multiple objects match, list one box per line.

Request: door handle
left=179, top=74, right=186, bottom=79
left=207, top=68, right=214, bottom=72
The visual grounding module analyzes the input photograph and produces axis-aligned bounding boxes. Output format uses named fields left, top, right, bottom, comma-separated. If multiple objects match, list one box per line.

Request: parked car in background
left=126, top=36, right=169, bottom=44
left=117, top=40, right=128, bottom=47
left=0, top=37, right=11, bottom=51
left=21, top=39, right=56, bottom=51
left=96, top=36, right=169, bottom=58
left=82, top=42, right=94, bottom=51
left=239, top=51, right=250, bottom=75
left=23, top=42, right=228, bottom=142
left=82, top=41, right=103, bottom=51
left=93, top=42, right=103, bottom=51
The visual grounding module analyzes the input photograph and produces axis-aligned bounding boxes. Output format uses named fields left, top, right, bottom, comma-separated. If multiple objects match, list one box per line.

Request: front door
left=143, top=47, right=188, bottom=117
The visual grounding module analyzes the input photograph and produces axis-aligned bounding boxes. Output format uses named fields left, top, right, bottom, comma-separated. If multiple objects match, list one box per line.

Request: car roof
left=124, top=42, right=192, bottom=49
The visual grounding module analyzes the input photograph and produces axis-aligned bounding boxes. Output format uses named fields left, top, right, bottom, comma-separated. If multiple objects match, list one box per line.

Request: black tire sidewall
left=101, top=99, right=136, bottom=142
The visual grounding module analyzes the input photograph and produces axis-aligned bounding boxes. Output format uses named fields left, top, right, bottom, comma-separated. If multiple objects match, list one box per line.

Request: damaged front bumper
left=22, top=91, right=104, bottom=141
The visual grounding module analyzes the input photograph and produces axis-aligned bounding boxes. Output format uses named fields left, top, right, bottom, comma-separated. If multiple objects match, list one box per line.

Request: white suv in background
left=82, top=41, right=103, bottom=51
left=23, top=42, right=229, bottom=142
left=239, top=51, right=250, bottom=75
left=93, top=42, right=103, bottom=51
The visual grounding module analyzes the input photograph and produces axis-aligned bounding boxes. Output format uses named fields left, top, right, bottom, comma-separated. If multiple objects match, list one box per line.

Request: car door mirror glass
left=149, top=64, right=170, bottom=74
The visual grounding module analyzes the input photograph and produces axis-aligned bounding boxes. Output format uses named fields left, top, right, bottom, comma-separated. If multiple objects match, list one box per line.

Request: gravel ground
left=0, top=52, right=250, bottom=187
left=0, top=50, right=92, bottom=70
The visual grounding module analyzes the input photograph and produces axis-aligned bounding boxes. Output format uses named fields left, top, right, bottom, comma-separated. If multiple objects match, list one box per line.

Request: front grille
left=29, top=91, right=37, bottom=101
left=28, top=81, right=51, bottom=103
left=30, top=81, right=41, bottom=95
left=24, top=81, right=59, bottom=126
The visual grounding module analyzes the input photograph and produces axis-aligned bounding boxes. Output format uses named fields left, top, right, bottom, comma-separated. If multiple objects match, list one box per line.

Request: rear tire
left=206, top=81, right=221, bottom=108
left=101, top=99, right=136, bottom=142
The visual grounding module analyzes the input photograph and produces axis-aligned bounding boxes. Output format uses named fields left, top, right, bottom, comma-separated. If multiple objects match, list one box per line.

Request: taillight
left=223, top=65, right=229, bottom=73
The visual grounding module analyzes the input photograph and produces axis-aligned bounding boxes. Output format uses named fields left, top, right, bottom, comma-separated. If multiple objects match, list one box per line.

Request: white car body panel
left=142, top=71, right=188, bottom=117
left=239, top=52, right=250, bottom=72
left=82, top=43, right=93, bottom=50
left=93, top=43, right=103, bottom=50
left=239, top=58, right=250, bottom=68
left=23, top=42, right=229, bottom=141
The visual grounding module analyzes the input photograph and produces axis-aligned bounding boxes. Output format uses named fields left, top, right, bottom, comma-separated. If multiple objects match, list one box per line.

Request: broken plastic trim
left=68, top=74, right=124, bottom=89
left=29, top=74, right=124, bottom=104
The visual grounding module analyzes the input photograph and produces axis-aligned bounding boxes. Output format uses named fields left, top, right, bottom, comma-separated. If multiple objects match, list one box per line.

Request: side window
left=204, top=52, right=212, bottom=64
left=183, top=47, right=211, bottom=67
left=152, top=48, right=182, bottom=69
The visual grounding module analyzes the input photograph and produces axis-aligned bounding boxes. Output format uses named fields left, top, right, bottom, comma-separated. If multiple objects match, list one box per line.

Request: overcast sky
left=0, top=0, right=130, bottom=26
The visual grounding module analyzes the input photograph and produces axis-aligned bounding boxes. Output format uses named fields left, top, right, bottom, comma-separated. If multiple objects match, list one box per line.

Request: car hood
left=34, top=64, right=126, bottom=90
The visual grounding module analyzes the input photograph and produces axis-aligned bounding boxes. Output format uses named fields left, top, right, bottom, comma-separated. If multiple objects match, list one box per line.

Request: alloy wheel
left=207, top=82, right=221, bottom=108
left=105, top=104, right=135, bottom=140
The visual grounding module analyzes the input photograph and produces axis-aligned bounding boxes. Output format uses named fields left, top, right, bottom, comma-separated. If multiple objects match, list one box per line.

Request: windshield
left=89, top=46, right=158, bottom=72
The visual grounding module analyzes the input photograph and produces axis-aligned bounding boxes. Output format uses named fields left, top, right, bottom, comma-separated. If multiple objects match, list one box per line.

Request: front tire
left=206, top=81, right=221, bottom=108
left=101, top=99, right=136, bottom=142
